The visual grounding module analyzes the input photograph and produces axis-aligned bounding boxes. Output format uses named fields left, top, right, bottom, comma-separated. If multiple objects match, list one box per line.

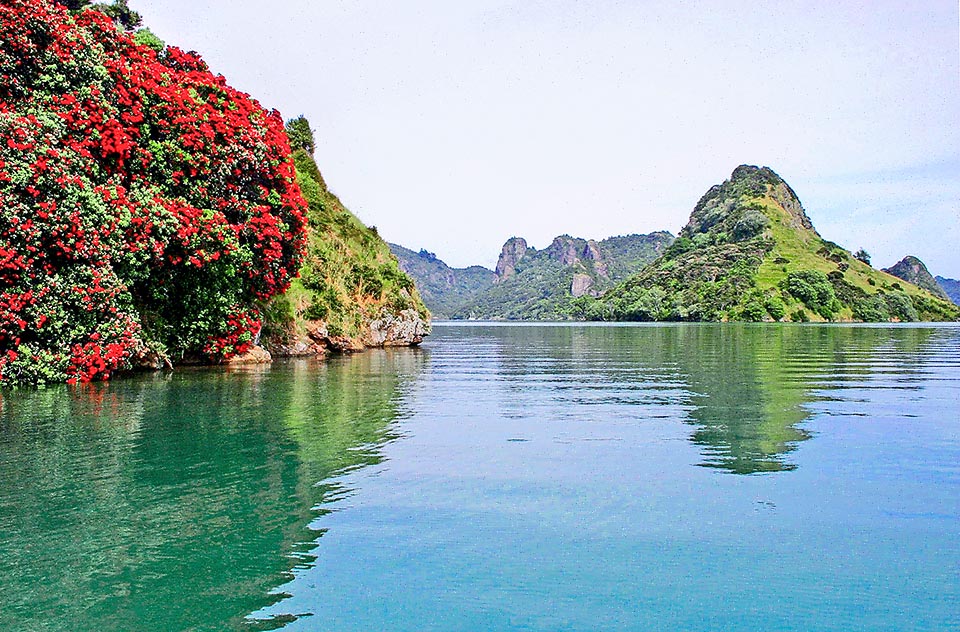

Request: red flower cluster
left=0, top=0, right=307, bottom=385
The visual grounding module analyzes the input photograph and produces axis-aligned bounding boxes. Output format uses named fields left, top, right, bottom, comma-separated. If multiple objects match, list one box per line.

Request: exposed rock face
left=269, top=339, right=320, bottom=357
left=884, top=256, right=951, bottom=301
left=582, top=239, right=609, bottom=278
left=571, top=273, right=595, bottom=298
left=226, top=345, right=272, bottom=365
left=495, top=237, right=528, bottom=281
left=547, top=235, right=580, bottom=266
left=365, top=308, right=430, bottom=347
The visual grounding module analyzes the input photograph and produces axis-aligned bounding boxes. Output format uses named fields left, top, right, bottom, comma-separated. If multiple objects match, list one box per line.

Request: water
left=1, top=324, right=957, bottom=631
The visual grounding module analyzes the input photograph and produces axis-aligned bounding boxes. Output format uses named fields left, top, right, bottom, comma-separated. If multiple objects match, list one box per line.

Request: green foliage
left=133, top=27, right=164, bottom=52
left=285, top=116, right=316, bottom=155
left=854, top=248, right=871, bottom=265
left=765, top=295, right=786, bottom=321
left=780, top=270, right=841, bottom=319
left=267, top=124, right=428, bottom=342
left=739, top=291, right=767, bottom=322
left=732, top=209, right=768, bottom=241
left=883, top=291, right=918, bottom=322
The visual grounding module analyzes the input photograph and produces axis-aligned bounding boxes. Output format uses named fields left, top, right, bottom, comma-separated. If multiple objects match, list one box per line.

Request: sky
left=134, top=1, right=960, bottom=275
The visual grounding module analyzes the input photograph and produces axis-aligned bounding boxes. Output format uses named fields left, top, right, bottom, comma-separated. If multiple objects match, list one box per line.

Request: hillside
left=0, top=1, right=426, bottom=386
left=934, top=276, right=960, bottom=306
left=587, top=166, right=959, bottom=322
left=883, top=256, right=951, bottom=302
left=262, top=121, right=429, bottom=354
left=448, top=232, right=673, bottom=320
left=388, top=244, right=495, bottom=318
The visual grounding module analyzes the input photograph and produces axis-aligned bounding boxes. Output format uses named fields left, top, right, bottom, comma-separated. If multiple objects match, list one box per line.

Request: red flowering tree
left=0, top=0, right=307, bottom=384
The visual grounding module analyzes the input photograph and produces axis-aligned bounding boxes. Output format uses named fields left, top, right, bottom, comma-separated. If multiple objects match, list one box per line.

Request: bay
left=1, top=323, right=957, bottom=630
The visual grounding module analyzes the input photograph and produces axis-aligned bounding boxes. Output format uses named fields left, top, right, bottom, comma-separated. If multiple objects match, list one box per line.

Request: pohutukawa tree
left=0, top=0, right=307, bottom=384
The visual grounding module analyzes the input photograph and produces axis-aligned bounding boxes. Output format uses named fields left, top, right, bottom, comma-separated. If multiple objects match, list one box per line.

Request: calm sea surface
left=1, top=323, right=958, bottom=631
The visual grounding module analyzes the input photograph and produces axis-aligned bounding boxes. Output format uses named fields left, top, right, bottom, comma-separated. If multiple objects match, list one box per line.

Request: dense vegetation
left=388, top=243, right=495, bottom=319
left=261, top=118, right=428, bottom=345
left=420, top=232, right=672, bottom=320
left=586, top=166, right=960, bottom=323
left=0, top=0, right=308, bottom=385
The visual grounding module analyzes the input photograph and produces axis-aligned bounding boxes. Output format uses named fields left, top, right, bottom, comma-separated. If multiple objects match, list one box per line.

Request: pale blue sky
left=135, top=1, right=960, bottom=275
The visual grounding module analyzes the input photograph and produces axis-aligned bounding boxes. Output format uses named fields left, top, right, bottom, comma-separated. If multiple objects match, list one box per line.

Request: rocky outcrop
left=226, top=345, right=272, bottom=365
left=582, top=239, right=608, bottom=279
left=546, top=235, right=580, bottom=266
left=495, top=237, right=528, bottom=281
left=365, top=308, right=430, bottom=347
left=884, top=256, right=951, bottom=301
left=571, top=273, right=595, bottom=298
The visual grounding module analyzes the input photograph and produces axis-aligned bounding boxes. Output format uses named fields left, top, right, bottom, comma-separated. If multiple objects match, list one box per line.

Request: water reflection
left=0, top=349, right=427, bottom=631
left=677, top=325, right=953, bottom=474
left=428, top=323, right=954, bottom=476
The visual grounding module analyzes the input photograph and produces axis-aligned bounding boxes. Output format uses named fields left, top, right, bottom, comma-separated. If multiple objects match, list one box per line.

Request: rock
left=131, top=345, right=173, bottom=371
left=305, top=321, right=329, bottom=345
left=268, top=338, right=324, bottom=358
left=546, top=235, right=580, bottom=266
left=495, top=237, right=528, bottom=281
left=366, top=308, right=430, bottom=347
left=571, top=273, right=595, bottom=298
left=325, top=336, right=366, bottom=353
left=582, top=239, right=609, bottom=278
left=226, top=345, right=272, bottom=365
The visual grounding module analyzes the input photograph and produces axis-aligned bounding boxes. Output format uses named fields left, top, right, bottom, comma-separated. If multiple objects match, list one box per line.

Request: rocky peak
left=884, top=256, right=950, bottom=301
left=582, top=239, right=609, bottom=278
left=685, top=165, right=814, bottom=237
left=546, top=235, right=582, bottom=266
left=495, top=237, right=528, bottom=281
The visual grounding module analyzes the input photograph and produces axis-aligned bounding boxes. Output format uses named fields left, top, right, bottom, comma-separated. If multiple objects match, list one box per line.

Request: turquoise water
left=1, top=324, right=958, bottom=630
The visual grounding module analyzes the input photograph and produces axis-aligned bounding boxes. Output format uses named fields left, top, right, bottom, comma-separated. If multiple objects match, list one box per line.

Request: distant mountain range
left=392, top=165, right=959, bottom=322
left=390, top=232, right=673, bottom=319
left=934, top=276, right=960, bottom=306
left=386, top=244, right=495, bottom=319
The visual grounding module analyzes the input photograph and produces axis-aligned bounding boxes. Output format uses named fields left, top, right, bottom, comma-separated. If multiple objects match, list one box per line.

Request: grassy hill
left=587, top=165, right=959, bottom=322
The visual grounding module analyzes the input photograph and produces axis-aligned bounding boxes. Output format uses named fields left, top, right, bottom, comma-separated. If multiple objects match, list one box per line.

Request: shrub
left=780, top=270, right=840, bottom=318
left=731, top=209, right=768, bottom=241
left=0, top=0, right=307, bottom=384
left=765, top=295, right=786, bottom=321
left=884, top=291, right=918, bottom=322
